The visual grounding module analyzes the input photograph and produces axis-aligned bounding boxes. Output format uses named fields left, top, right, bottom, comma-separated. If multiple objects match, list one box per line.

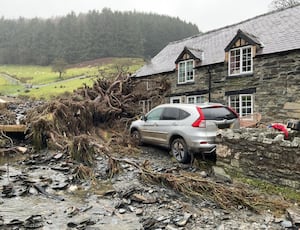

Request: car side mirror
left=141, top=115, right=147, bottom=121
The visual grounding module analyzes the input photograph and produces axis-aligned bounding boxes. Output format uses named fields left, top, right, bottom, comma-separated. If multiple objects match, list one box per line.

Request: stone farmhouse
left=133, top=5, right=300, bottom=124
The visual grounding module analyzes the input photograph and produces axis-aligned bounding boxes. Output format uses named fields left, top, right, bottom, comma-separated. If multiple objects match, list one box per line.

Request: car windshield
left=202, top=107, right=237, bottom=120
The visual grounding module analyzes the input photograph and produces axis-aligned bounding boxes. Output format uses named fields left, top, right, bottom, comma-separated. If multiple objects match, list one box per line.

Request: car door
left=151, top=107, right=181, bottom=145
left=139, top=107, right=164, bottom=143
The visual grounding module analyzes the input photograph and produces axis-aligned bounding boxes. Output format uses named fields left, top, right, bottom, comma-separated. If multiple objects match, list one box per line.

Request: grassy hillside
left=0, top=58, right=144, bottom=100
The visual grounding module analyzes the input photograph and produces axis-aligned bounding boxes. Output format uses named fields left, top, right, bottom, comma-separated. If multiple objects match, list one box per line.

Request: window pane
left=241, top=47, right=252, bottom=73
left=179, top=109, right=190, bottom=119
left=230, top=49, right=240, bottom=75
left=229, top=95, right=240, bottom=114
left=171, top=97, right=181, bottom=103
left=202, top=107, right=238, bottom=120
left=196, top=96, right=204, bottom=104
left=240, top=95, right=252, bottom=116
left=161, top=108, right=180, bottom=120
left=178, top=60, right=194, bottom=83
left=146, top=108, right=164, bottom=120
left=187, top=97, right=194, bottom=104
left=178, top=62, right=185, bottom=83
left=229, top=47, right=252, bottom=75
left=186, top=61, right=194, bottom=81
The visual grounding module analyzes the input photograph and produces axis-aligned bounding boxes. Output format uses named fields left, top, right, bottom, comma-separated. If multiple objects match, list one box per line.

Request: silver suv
left=130, top=103, right=239, bottom=163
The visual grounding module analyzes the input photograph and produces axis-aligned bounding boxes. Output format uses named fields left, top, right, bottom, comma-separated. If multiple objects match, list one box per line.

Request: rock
left=68, top=184, right=78, bottom=192
left=67, top=217, right=94, bottom=228
left=166, top=224, right=180, bottom=230
left=127, top=205, right=135, bottom=212
left=24, top=215, right=44, bottom=229
left=175, top=213, right=192, bottom=227
left=118, top=208, right=126, bottom=214
left=281, top=220, right=293, bottom=228
left=273, top=134, right=284, bottom=143
left=16, top=146, right=27, bottom=154
left=141, top=217, right=156, bottom=229
left=51, top=182, right=69, bottom=190
left=135, top=208, right=143, bottom=216
left=217, top=224, right=225, bottom=230
left=53, top=152, right=63, bottom=160
left=212, top=166, right=232, bottom=183
left=65, top=206, right=79, bottom=217
left=287, top=207, right=300, bottom=225
left=6, top=219, right=24, bottom=226
left=131, top=193, right=156, bottom=204
left=131, top=193, right=147, bottom=202
left=257, top=133, right=265, bottom=142
left=199, top=171, right=208, bottom=178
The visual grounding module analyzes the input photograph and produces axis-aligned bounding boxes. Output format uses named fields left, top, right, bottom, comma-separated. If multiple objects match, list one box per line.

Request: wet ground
left=0, top=144, right=296, bottom=230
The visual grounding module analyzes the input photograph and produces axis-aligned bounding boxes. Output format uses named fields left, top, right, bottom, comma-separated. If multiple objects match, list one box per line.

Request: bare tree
left=269, top=0, right=300, bottom=10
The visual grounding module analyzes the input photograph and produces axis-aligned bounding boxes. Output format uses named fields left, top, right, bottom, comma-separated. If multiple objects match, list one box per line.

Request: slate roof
left=135, top=5, right=300, bottom=77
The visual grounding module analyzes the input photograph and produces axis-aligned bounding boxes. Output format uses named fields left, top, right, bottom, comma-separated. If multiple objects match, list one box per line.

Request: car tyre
left=131, top=130, right=142, bottom=146
left=171, top=138, right=191, bottom=164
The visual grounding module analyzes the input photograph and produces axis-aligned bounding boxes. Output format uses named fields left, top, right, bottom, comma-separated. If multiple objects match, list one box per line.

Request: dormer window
left=175, top=46, right=202, bottom=84
left=229, top=46, right=252, bottom=75
left=178, top=59, right=194, bottom=84
left=225, top=29, right=263, bottom=77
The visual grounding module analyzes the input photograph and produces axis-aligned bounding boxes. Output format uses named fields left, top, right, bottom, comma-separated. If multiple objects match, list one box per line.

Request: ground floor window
left=170, top=97, right=181, bottom=103
left=187, top=95, right=205, bottom=104
left=228, top=94, right=253, bottom=117
left=139, top=100, right=152, bottom=113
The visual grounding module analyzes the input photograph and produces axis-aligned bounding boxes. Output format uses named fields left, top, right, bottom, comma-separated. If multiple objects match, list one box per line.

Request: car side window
left=161, top=108, right=190, bottom=120
left=146, top=108, right=164, bottom=121
left=161, top=108, right=179, bottom=120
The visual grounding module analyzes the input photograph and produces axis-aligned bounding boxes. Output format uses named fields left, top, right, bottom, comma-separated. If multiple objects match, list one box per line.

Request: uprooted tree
left=26, top=72, right=170, bottom=154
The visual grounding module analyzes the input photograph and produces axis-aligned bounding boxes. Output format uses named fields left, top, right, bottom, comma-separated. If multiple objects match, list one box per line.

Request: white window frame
left=187, top=95, right=205, bottom=104
left=228, top=46, right=253, bottom=76
left=228, top=94, right=253, bottom=117
left=146, top=80, right=157, bottom=91
left=178, top=59, right=195, bottom=84
left=170, top=96, right=181, bottom=104
left=139, top=99, right=152, bottom=113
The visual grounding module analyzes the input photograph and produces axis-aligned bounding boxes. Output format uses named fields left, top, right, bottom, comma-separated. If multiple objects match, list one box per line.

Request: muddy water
left=0, top=155, right=142, bottom=229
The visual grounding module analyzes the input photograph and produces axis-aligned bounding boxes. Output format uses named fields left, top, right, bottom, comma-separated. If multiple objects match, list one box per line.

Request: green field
left=0, top=58, right=144, bottom=100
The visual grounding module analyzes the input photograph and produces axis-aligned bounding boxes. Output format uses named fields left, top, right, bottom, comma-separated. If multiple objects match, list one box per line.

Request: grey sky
left=1, top=0, right=273, bottom=32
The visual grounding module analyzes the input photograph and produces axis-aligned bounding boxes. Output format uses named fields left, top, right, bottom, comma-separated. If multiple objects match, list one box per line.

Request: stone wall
left=216, top=128, right=300, bottom=189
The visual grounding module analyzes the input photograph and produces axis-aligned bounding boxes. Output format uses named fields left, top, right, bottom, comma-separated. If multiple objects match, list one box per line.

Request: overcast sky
left=1, top=0, right=274, bottom=32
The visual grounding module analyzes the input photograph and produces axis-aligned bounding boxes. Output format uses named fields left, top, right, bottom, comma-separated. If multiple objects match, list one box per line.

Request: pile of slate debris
left=0, top=75, right=300, bottom=229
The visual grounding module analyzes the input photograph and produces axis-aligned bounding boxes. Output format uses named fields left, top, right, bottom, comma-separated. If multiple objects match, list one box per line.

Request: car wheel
left=131, top=130, right=142, bottom=146
left=171, top=138, right=191, bottom=164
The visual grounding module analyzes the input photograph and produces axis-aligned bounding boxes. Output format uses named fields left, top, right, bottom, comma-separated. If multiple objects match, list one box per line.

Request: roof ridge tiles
left=168, top=4, right=300, bottom=46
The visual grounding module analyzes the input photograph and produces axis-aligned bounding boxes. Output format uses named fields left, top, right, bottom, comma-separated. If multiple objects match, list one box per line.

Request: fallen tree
left=25, top=72, right=170, bottom=153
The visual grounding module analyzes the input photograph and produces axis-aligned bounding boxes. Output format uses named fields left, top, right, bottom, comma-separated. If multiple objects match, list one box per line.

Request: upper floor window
left=229, top=46, right=252, bottom=76
left=146, top=80, right=159, bottom=91
left=178, top=60, right=194, bottom=84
